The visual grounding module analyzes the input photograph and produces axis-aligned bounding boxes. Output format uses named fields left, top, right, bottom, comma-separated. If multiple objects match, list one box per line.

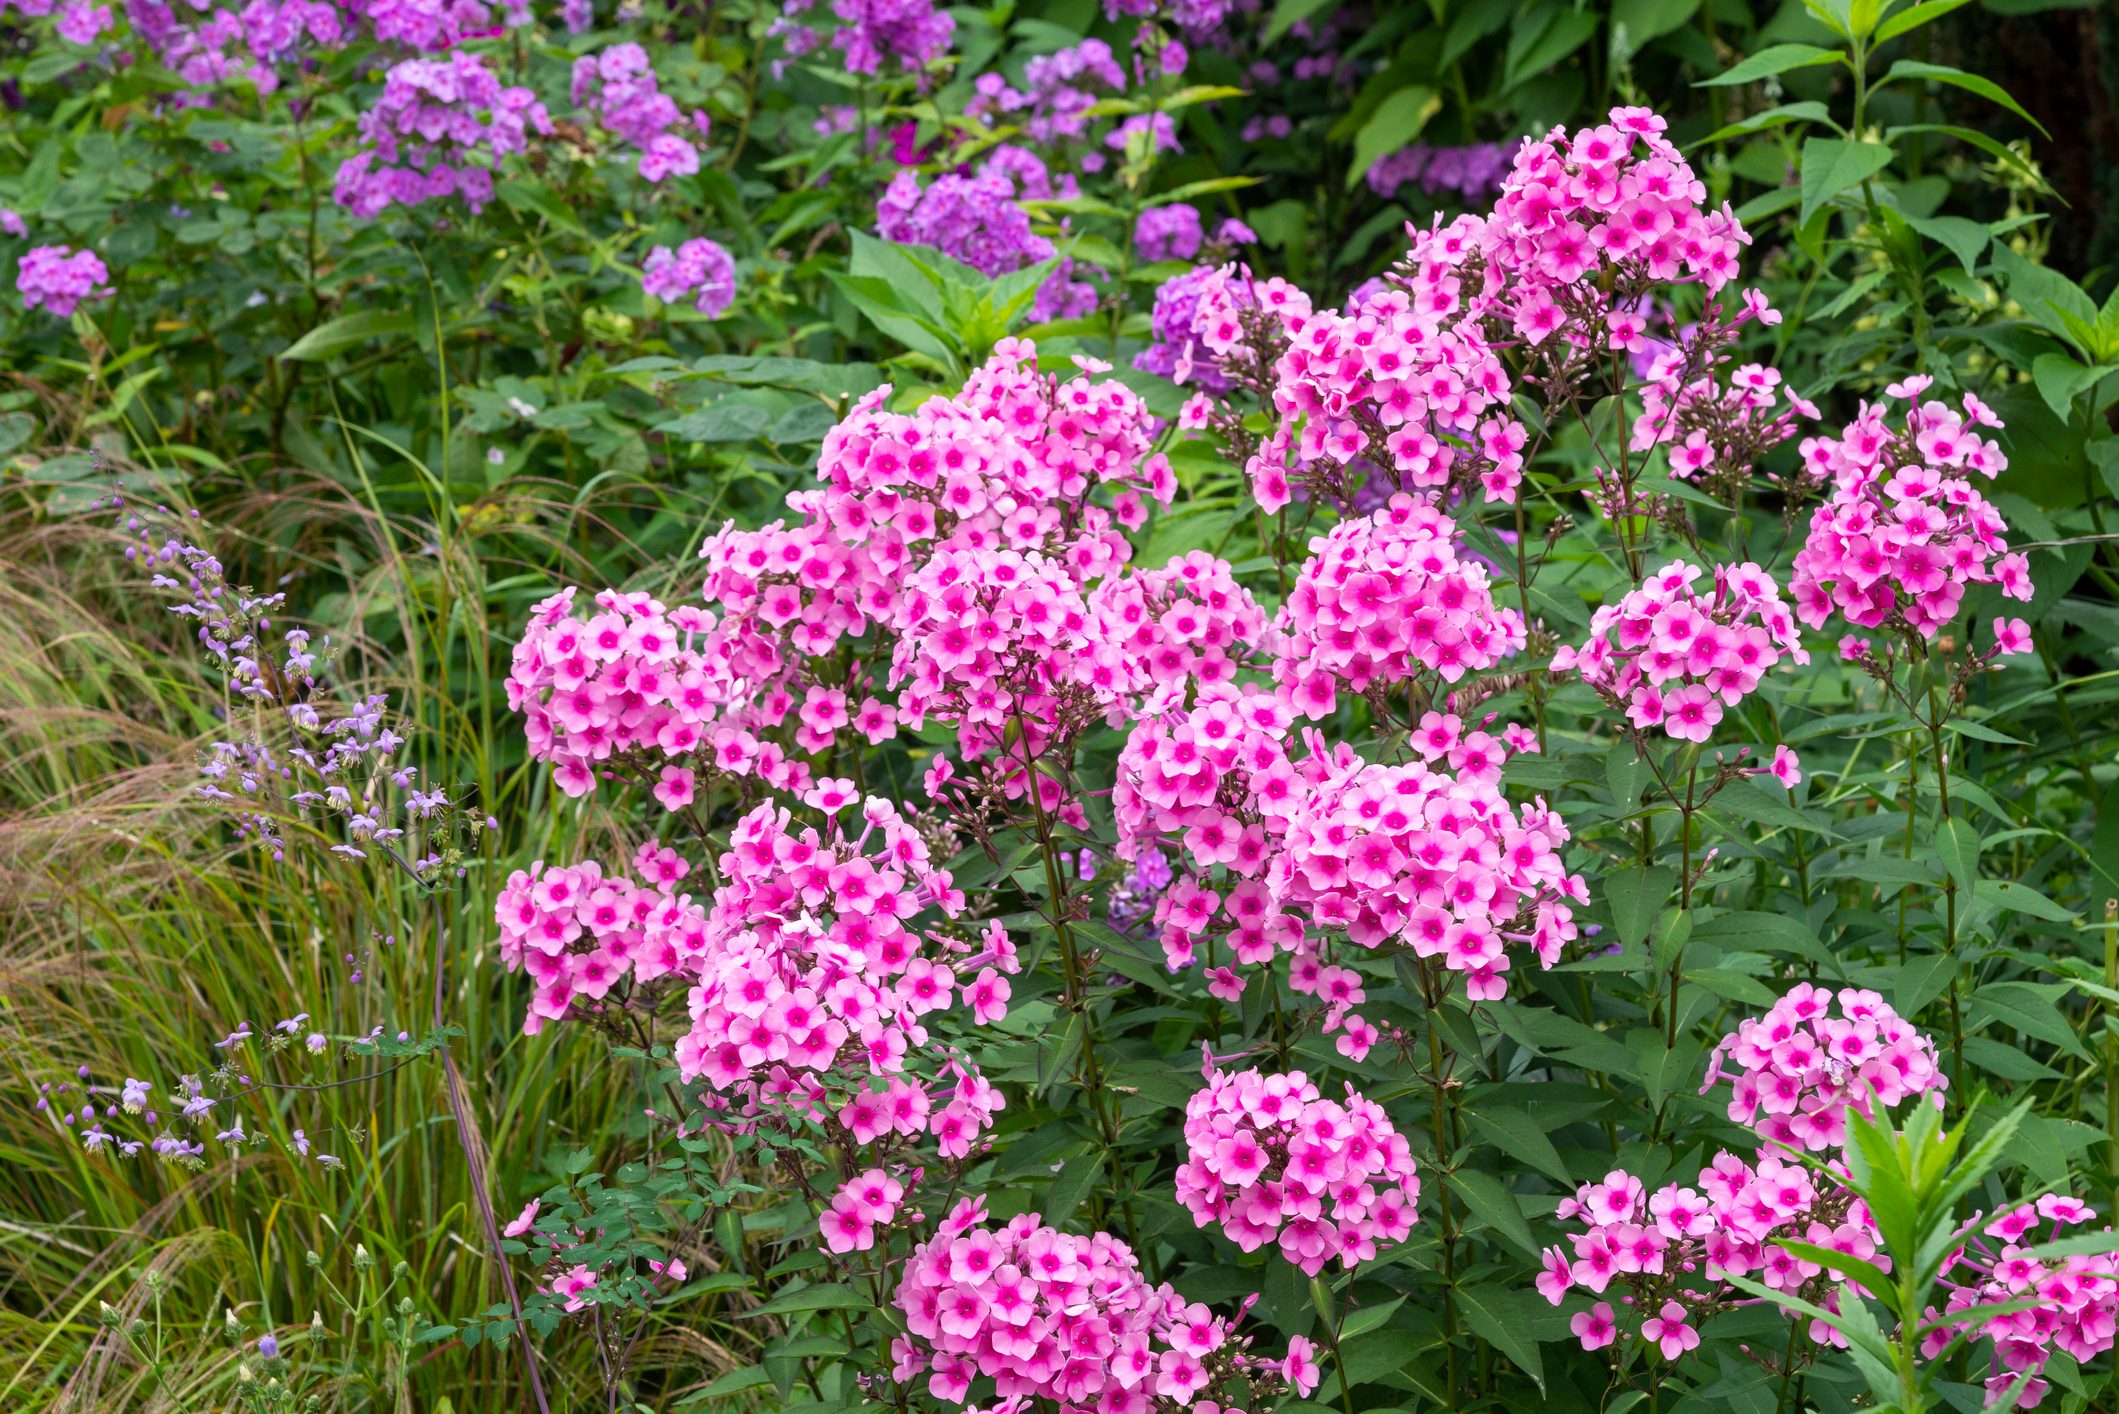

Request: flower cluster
left=672, top=796, right=1014, bottom=1168
left=44, top=1016, right=357, bottom=1171
left=16, top=244, right=109, bottom=317
left=333, top=52, right=550, bottom=218
left=967, top=38, right=1128, bottom=150
left=1243, top=277, right=1526, bottom=511
left=641, top=237, right=738, bottom=317
left=1700, top=984, right=1947, bottom=1151
left=1540, top=1148, right=1884, bottom=1362
left=875, top=167, right=1053, bottom=278
left=1551, top=560, right=1808, bottom=742
left=1791, top=381, right=2033, bottom=642
left=892, top=1198, right=1298, bottom=1410
left=1924, top=1196, right=2119, bottom=1408
left=1629, top=350, right=1815, bottom=498
left=503, top=586, right=797, bottom=803
left=1174, top=1067, right=1419, bottom=1275
left=1366, top=141, right=1514, bottom=205
left=571, top=43, right=710, bottom=182
left=1114, top=683, right=1583, bottom=1018
left=1541, top=990, right=1955, bottom=1366
left=1275, top=494, right=1526, bottom=712
left=113, top=496, right=482, bottom=873
left=493, top=844, right=709, bottom=1032
left=1134, top=204, right=1202, bottom=263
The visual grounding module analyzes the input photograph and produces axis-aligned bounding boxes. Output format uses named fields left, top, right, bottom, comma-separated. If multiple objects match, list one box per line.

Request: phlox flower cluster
left=895, top=540, right=1269, bottom=786
left=1550, top=560, right=1808, bottom=743
left=892, top=1197, right=1300, bottom=1412
left=1700, top=983, right=1947, bottom=1152
left=1629, top=349, right=1815, bottom=497
left=503, top=586, right=802, bottom=804
left=1365, top=141, right=1514, bottom=205
left=571, top=42, right=711, bottom=182
left=876, top=167, right=1053, bottom=278
left=768, top=0, right=953, bottom=78
left=355, top=0, right=500, bottom=53
left=332, top=51, right=550, bottom=218
left=641, top=237, right=737, bottom=317
left=1134, top=204, right=1202, bottom=262
left=16, top=244, right=109, bottom=317
left=967, top=38, right=1128, bottom=150
left=1539, top=1148, right=1883, bottom=1362
left=1274, top=494, right=1526, bottom=713
left=1427, top=106, right=1755, bottom=330
left=1242, top=276, right=1526, bottom=511
left=1133, top=266, right=1237, bottom=393
left=1102, top=0, right=1227, bottom=39
left=1174, top=1067, right=1419, bottom=1276
left=1140, top=261, right=1314, bottom=404
left=1790, top=381, right=2034, bottom=643
left=1923, top=1196, right=2119, bottom=1409
left=1113, top=683, right=1584, bottom=1024
left=1541, top=990, right=1949, bottom=1366
left=492, top=840, right=708, bottom=1032
left=672, top=796, right=1016, bottom=1170
left=510, top=343, right=1181, bottom=815
left=692, top=341, right=1177, bottom=802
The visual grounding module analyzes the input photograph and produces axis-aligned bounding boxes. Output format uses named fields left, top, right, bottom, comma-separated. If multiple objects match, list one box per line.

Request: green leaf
left=1971, top=878, right=2077, bottom=924
left=1934, top=817, right=1980, bottom=894
left=1503, top=10, right=1600, bottom=92
left=2032, top=354, right=2118, bottom=419
left=1699, top=43, right=1845, bottom=88
left=1443, top=1169, right=1541, bottom=1260
left=1463, top=1104, right=1573, bottom=1185
left=1702, top=101, right=1838, bottom=143
left=745, top=1285, right=872, bottom=1318
left=1874, top=0, right=1971, bottom=45
left=1879, top=60, right=2048, bottom=137
left=280, top=310, right=416, bottom=362
left=1799, top=138, right=1894, bottom=225
left=1971, top=981, right=2090, bottom=1059
left=1455, top=1284, right=1546, bottom=1393
left=1606, top=866, right=1676, bottom=950
left=1611, top=0, right=1701, bottom=50
left=1899, top=211, right=1989, bottom=277
left=1346, top=85, right=1440, bottom=191
left=1263, top=0, right=1337, bottom=46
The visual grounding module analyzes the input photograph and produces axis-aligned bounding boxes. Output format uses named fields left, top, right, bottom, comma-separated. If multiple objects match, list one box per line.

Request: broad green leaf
left=1702, top=101, right=1838, bottom=143
left=1699, top=43, right=1844, bottom=88
left=2032, top=354, right=2118, bottom=419
left=1606, top=866, right=1676, bottom=950
left=1934, top=816, right=1980, bottom=894
left=1874, top=0, right=1971, bottom=45
left=1899, top=211, right=1988, bottom=277
left=1503, top=9, right=1600, bottom=93
left=745, top=1285, right=871, bottom=1317
left=1263, top=0, right=1337, bottom=46
left=1443, top=1170, right=1541, bottom=1260
left=280, top=310, right=416, bottom=362
left=1346, top=86, right=1440, bottom=191
left=1455, top=1284, right=1546, bottom=1393
left=1799, top=138, right=1894, bottom=226
left=1971, top=879, right=2077, bottom=924
left=1972, top=981, right=2090, bottom=1059
left=1463, top=1104, right=1573, bottom=1185
left=1880, top=60, right=2048, bottom=137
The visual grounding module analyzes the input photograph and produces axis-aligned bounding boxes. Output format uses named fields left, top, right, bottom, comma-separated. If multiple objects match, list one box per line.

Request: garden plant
left=7, top=0, right=2119, bottom=1411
